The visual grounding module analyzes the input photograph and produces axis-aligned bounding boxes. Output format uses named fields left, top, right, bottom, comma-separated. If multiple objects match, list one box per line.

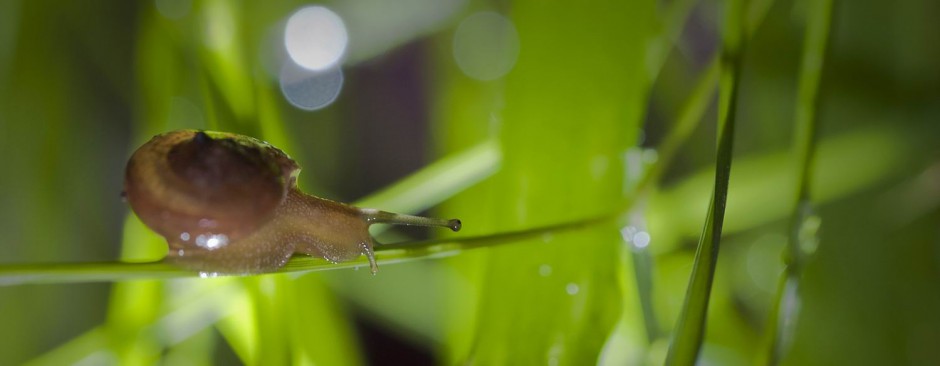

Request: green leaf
left=435, top=0, right=655, bottom=363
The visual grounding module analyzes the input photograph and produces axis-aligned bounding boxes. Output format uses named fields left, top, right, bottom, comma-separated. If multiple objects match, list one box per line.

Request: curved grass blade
left=17, top=214, right=617, bottom=365
left=764, top=0, right=836, bottom=364
left=664, top=0, right=744, bottom=364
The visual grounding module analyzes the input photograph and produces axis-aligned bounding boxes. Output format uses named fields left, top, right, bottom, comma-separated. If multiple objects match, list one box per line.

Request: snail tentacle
left=362, top=209, right=462, bottom=232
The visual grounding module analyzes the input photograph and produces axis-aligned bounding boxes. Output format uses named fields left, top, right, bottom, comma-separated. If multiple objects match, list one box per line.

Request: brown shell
left=124, top=130, right=299, bottom=244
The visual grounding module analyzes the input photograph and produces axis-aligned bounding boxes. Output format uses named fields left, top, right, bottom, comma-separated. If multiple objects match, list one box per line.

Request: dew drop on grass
left=794, top=201, right=822, bottom=260
left=539, top=264, right=553, bottom=277
left=566, top=283, right=580, bottom=295
left=542, top=233, right=553, bottom=243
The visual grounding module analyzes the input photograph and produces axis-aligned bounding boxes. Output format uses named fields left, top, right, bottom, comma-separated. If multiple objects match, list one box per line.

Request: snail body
left=124, top=130, right=460, bottom=274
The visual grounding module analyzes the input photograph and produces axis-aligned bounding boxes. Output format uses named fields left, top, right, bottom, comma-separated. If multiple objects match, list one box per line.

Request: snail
left=123, top=129, right=461, bottom=275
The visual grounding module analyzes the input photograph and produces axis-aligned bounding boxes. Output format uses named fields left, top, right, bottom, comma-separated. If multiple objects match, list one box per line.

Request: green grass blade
left=640, top=0, right=776, bottom=194
left=0, top=212, right=612, bottom=286
left=355, top=139, right=500, bottom=214
left=25, top=278, right=246, bottom=365
left=450, top=0, right=654, bottom=363
left=649, top=123, right=915, bottom=250
left=17, top=214, right=616, bottom=365
left=625, top=3, right=776, bottom=348
left=647, top=0, right=699, bottom=82
left=664, top=0, right=744, bottom=364
left=765, top=0, right=836, bottom=364
left=640, top=58, right=719, bottom=191
left=0, top=261, right=187, bottom=286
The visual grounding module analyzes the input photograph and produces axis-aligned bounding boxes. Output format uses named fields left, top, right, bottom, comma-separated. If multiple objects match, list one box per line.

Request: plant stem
left=765, top=0, right=835, bottom=364
left=0, top=213, right=615, bottom=286
left=627, top=0, right=778, bottom=350
left=664, top=0, right=744, bottom=363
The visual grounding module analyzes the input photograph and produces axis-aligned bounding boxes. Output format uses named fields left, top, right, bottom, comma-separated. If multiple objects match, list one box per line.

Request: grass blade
left=765, top=0, right=836, bottom=364
left=664, top=0, right=744, bottom=363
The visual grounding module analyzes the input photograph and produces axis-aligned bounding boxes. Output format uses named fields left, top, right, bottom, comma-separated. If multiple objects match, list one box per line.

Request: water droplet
left=539, top=264, right=553, bottom=277
left=565, top=283, right=580, bottom=295
left=591, top=155, right=610, bottom=180
left=620, top=225, right=652, bottom=250
left=620, top=226, right=638, bottom=243
left=180, top=232, right=190, bottom=242
left=195, top=234, right=229, bottom=250
left=633, top=231, right=651, bottom=249
left=199, top=272, right=220, bottom=278
left=793, top=201, right=822, bottom=262
left=797, top=214, right=821, bottom=256
left=642, top=148, right=659, bottom=164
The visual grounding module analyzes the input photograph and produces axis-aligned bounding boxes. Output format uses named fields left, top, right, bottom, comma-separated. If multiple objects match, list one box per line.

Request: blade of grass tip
left=647, top=0, right=699, bottom=82
left=627, top=2, right=775, bottom=347
left=356, top=139, right=500, bottom=214
left=639, top=58, right=719, bottom=193
left=664, top=0, right=744, bottom=363
left=764, top=0, right=835, bottom=364
left=640, top=0, right=776, bottom=193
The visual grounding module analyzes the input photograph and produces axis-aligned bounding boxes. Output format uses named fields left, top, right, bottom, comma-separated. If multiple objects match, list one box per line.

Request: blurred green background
left=0, top=0, right=938, bottom=365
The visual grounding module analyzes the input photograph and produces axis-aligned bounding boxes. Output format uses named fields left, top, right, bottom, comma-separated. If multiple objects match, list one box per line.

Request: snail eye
left=193, top=130, right=211, bottom=144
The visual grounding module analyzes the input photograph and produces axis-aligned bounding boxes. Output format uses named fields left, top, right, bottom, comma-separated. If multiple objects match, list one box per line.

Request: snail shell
left=124, top=130, right=460, bottom=274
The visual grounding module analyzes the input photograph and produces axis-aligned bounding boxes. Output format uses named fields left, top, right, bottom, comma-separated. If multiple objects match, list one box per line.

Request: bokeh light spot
left=280, top=62, right=344, bottom=111
left=285, top=6, right=348, bottom=71
left=634, top=231, right=651, bottom=248
left=452, top=11, right=520, bottom=81
left=539, top=264, right=553, bottom=277
left=566, top=283, right=580, bottom=296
